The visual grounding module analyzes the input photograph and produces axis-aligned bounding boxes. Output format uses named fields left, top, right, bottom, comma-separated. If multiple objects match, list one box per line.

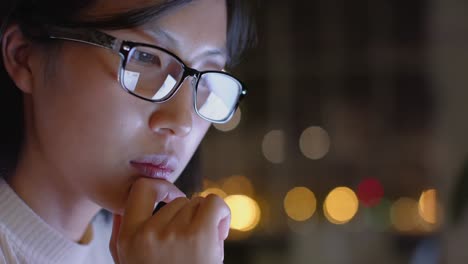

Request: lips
left=130, top=154, right=178, bottom=181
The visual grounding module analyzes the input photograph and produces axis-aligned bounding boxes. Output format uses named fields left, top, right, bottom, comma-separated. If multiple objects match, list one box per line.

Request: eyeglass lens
left=121, top=46, right=242, bottom=122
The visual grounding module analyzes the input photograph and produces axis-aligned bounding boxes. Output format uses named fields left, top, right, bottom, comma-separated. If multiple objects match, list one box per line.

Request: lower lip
left=130, top=162, right=174, bottom=180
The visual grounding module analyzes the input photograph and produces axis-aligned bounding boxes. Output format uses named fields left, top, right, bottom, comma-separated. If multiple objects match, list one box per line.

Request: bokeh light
left=222, top=175, right=254, bottom=197
left=324, top=187, right=359, bottom=224
left=203, top=179, right=219, bottom=189
left=284, top=187, right=317, bottom=222
left=391, top=197, right=420, bottom=232
left=200, top=188, right=227, bottom=199
left=214, top=108, right=242, bottom=132
left=357, top=178, right=384, bottom=207
left=418, top=189, right=438, bottom=225
left=225, top=195, right=261, bottom=232
left=363, top=198, right=392, bottom=231
left=262, top=130, right=286, bottom=164
left=299, top=126, right=330, bottom=160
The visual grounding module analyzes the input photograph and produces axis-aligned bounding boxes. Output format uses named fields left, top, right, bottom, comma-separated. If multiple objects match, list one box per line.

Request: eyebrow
left=142, top=26, right=229, bottom=62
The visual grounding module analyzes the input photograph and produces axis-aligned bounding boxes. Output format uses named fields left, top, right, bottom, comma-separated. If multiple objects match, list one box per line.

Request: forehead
left=86, top=0, right=228, bottom=60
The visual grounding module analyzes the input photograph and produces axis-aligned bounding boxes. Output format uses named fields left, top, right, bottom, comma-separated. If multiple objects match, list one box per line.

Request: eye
left=131, top=50, right=162, bottom=67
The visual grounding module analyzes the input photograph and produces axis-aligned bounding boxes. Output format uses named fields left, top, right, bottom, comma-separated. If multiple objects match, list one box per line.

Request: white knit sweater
left=0, top=178, right=114, bottom=264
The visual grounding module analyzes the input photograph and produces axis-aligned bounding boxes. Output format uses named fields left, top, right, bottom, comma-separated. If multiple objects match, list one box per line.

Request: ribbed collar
left=0, top=178, right=94, bottom=264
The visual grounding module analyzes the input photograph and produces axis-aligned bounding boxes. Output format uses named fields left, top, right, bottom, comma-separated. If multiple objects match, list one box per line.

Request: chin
left=93, top=185, right=130, bottom=216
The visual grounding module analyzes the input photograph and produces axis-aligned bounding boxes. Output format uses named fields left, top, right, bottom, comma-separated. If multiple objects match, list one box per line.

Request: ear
left=1, top=24, right=35, bottom=94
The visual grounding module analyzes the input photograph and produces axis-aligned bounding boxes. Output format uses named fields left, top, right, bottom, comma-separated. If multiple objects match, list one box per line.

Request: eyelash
left=133, top=51, right=161, bottom=66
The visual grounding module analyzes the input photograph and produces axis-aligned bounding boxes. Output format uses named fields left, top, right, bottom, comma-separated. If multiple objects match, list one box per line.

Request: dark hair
left=0, top=0, right=256, bottom=178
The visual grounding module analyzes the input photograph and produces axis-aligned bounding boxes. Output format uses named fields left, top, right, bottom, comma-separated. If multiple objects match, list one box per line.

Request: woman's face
left=28, top=0, right=228, bottom=212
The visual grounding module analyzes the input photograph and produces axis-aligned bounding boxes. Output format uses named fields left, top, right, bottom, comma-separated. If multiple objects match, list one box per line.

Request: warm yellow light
left=262, top=130, right=285, bottom=164
left=324, top=187, right=359, bottom=224
left=225, top=195, right=261, bottom=232
left=214, top=109, right=242, bottom=132
left=391, top=198, right=419, bottom=232
left=200, top=188, right=227, bottom=199
left=222, top=175, right=254, bottom=197
left=284, top=187, right=317, bottom=222
left=203, top=179, right=219, bottom=189
left=419, top=189, right=438, bottom=225
left=324, top=202, right=345, bottom=225
left=299, top=126, right=330, bottom=160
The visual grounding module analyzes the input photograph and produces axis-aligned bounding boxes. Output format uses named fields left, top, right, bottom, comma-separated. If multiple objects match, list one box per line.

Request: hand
left=109, top=177, right=231, bottom=264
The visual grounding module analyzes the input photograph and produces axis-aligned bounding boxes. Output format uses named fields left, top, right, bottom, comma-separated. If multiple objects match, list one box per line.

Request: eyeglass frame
left=36, top=25, right=247, bottom=124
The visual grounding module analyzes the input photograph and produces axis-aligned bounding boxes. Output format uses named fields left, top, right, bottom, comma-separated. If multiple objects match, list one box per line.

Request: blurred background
left=184, top=0, right=468, bottom=263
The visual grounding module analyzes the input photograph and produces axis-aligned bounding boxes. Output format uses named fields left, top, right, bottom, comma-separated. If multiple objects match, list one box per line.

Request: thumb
left=218, top=215, right=230, bottom=262
left=109, top=214, right=122, bottom=264
left=218, top=214, right=231, bottom=241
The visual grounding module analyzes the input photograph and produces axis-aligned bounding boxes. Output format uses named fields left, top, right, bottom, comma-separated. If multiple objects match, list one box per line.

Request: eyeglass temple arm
left=45, top=26, right=122, bottom=52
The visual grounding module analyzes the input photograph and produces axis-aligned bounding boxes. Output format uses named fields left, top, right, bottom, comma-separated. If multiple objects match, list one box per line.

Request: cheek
left=174, top=120, right=211, bottom=174
left=188, top=120, right=211, bottom=150
left=31, top=48, right=141, bottom=174
left=30, top=45, right=212, bottom=207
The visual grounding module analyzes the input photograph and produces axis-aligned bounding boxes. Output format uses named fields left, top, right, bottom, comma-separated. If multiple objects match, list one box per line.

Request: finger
left=109, top=214, right=122, bottom=264
left=152, top=202, right=167, bottom=215
left=220, top=239, right=225, bottom=262
left=120, top=177, right=186, bottom=239
left=192, top=194, right=231, bottom=239
left=166, top=196, right=203, bottom=229
left=218, top=214, right=231, bottom=241
left=149, top=197, right=190, bottom=231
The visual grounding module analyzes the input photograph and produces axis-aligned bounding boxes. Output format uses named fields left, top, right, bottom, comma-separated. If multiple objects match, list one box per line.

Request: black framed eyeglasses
left=42, top=26, right=247, bottom=123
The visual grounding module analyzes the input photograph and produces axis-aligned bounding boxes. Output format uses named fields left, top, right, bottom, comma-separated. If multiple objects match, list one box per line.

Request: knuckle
left=190, top=196, right=204, bottom=204
left=204, top=193, right=221, bottom=203
left=189, top=227, right=205, bottom=243
left=139, top=225, right=157, bottom=241
left=176, top=226, right=196, bottom=241
left=131, top=227, right=157, bottom=250
left=173, top=196, right=190, bottom=204
left=205, top=194, right=226, bottom=208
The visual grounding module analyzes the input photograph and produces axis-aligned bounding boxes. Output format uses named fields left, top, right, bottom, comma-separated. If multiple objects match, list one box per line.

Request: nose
left=148, top=78, right=193, bottom=137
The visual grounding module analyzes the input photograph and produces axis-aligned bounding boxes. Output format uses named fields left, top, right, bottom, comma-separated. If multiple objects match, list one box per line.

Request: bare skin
left=1, top=0, right=231, bottom=262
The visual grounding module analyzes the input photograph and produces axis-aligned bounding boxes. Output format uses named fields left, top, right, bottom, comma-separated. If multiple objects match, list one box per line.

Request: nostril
left=152, top=124, right=192, bottom=137
left=149, top=111, right=193, bottom=138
